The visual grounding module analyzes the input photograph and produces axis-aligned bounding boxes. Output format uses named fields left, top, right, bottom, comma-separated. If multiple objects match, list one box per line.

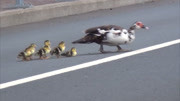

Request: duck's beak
left=142, top=25, right=149, bottom=29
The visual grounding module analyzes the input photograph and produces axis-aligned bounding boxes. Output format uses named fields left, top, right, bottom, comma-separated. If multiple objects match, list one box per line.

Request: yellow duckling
left=25, top=43, right=37, bottom=56
left=61, top=47, right=77, bottom=57
left=51, top=41, right=66, bottom=58
left=17, top=43, right=37, bottom=61
left=36, top=40, right=51, bottom=59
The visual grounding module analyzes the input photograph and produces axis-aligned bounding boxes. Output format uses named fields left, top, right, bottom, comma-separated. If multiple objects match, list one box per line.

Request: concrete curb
left=0, top=0, right=154, bottom=28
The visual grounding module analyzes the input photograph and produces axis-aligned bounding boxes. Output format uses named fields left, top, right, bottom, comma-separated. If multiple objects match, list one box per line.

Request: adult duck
left=72, top=21, right=149, bottom=53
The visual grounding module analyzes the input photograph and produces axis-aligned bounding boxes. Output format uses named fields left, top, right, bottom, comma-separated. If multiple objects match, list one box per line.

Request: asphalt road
left=0, top=0, right=180, bottom=101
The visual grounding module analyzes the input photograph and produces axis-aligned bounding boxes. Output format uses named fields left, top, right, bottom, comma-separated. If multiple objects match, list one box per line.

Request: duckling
left=35, top=40, right=51, bottom=59
left=25, top=43, right=37, bottom=57
left=61, top=47, right=77, bottom=57
left=51, top=41, right=66, bottom=58
left=17, top=43, right=37, bottom=61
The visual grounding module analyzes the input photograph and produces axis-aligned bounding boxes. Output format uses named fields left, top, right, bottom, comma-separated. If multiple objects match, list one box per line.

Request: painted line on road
left=0, top=39, right=180, bottom=89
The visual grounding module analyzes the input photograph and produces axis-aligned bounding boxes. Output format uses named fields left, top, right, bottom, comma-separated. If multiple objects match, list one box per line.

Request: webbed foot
left=117, top=49, right=132, bottom=52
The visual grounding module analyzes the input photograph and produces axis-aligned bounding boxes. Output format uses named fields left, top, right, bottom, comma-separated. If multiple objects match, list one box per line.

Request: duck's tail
left=72, top=38, right=87, bottom=44
left=72, top=35, right=94, bottom=44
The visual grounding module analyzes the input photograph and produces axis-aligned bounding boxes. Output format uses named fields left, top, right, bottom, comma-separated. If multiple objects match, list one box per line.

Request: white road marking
left=0, top=39, right=180, bottom=89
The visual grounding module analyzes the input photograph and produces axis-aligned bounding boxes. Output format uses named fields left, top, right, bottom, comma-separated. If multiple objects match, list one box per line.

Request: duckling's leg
left=50, top=51, right=53, bottom=56
left=44, top=57, right=49, bottom=59
left=39, top=50, right=48, bottom=59
left=56, top=54, right=60, bottom=58
left=29, top=55, right=33, bottom=60
left=39, top=53, right=45, bottom=59
left=39, top=53, right=44, bottom=59
left=24, top=57, right=31, bottom=61
left=40, top=55, right=46, bottom=59
left=43, top=54, right=49, bottom=59
left=22, top=57, right=26, bottom=61
left=55, top=50, right=60, bottom=58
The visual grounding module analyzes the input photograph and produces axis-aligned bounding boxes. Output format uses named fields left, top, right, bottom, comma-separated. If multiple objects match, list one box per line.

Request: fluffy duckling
left=17, top=43, right=37, bottom=61
left=51, top=41, right=66, bottom=58
left=61, top=47, right=77, bottom=57
left=36, top=40, right=51, bottom=59
left=25, top=43, right=37, bottom=56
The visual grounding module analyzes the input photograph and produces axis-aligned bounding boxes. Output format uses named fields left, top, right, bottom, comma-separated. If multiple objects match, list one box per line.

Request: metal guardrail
left=56, top=0, right=75, bottom=2
left=6, top=0, right=33, bottom=9
left=3, top=0, right=77, bottom=10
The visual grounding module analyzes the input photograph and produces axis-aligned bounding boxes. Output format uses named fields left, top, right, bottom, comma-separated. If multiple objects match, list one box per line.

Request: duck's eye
left=136, top=22, right=143, bottom=26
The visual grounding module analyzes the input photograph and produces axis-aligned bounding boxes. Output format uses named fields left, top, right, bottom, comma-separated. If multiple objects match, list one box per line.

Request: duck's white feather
left=103, top=29, right=135, bottom=46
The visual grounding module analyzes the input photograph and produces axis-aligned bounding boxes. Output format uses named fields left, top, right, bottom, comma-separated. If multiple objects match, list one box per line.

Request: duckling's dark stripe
left=18, top=52, right=25, bottom=57
left=70, top=51, right=73, bottom=56
left=57, top=47, right=61, bottom=53
left=38, top=49, right=46, bottom=56
left=50, top=50, right=54, bottom=55
left=42, top=49, right=46, bottom=54
left=58, top=47, right=63, bottom=52
left=51, top=47, right=62, bottom=56
left=54, top=47, right=61, bottom=55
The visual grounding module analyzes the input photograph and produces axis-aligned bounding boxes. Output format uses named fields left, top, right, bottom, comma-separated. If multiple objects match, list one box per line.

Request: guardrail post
left=5, top=0, right=33, bottom=9
left=15, top=0, right=32, bottom=8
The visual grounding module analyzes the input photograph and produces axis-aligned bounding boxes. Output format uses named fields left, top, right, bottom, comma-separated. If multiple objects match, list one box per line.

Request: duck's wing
left=107, top=25, right=124, bottom=30
left=85, top=25, right=123, bottom=34
left=73, top=25, right=124, bottom=44
left=85, top=25, right=109, bottom=34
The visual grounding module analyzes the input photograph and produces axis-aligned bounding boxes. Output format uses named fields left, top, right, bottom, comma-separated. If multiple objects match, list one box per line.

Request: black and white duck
left=72, top=21, right=149, bottom=53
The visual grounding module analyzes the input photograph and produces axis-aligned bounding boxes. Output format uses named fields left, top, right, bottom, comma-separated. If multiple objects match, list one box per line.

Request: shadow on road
left=16, top=50, right=132, bottom=62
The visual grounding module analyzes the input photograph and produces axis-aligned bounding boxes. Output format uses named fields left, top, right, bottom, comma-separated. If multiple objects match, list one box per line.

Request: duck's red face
left=135, top=21, right=149, bottom=29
